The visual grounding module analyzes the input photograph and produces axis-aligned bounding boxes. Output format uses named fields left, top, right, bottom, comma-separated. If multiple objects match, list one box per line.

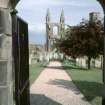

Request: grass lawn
left=63, top=60, right=103, bottom=105
left=29, top=62, right=48, bottom=85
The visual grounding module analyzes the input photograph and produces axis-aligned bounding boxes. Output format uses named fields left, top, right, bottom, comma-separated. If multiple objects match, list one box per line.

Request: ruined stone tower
left=46, top=9, right=65, bottom=52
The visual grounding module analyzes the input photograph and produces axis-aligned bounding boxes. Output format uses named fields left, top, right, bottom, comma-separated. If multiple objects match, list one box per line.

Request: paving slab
left=30, top=61, right=91, bottom=105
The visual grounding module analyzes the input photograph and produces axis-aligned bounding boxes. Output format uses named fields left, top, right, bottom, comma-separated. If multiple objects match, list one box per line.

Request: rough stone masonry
left=0, top=0, right=19, bottom=105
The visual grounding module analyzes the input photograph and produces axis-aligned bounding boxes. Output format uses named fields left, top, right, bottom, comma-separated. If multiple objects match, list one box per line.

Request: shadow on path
left=63, top=65, right=88, bottom=70
left=44, top=66, right=63, bottom=70
left=30, top=94, right=61, bottom=105
left=47, top=79, right=103, bottom=101
left=42, top=65, right=87, bottom=71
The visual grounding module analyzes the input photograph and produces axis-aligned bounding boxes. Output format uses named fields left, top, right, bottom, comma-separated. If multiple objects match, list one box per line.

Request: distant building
left=75, top=12, right=103, bottom=69
left=29, top=44, right=46, bottom=64
left=46, top=9, right=65, bottom=52
left=89, top=12, right=101, bottom=23
left=45, top=9, right=65, bottom=61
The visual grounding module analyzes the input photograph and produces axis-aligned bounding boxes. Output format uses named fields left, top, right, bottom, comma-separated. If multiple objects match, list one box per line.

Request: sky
left=16, top=0, right=103, bottom=44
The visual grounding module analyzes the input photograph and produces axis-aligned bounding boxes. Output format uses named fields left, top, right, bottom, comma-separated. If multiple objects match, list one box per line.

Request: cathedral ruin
left=46, top=9, right=65, bottom=52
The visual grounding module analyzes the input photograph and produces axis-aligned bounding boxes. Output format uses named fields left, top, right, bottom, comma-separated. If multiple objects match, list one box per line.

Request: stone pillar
left=98, top=1, right=105, bottom=104
left=0, top=7, right=13, bottom=105
left=103, top=6, right=105, bottom=104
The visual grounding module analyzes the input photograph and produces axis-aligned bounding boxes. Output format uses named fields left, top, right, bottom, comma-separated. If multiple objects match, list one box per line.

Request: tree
left=56, top=19, right=104, bottom=69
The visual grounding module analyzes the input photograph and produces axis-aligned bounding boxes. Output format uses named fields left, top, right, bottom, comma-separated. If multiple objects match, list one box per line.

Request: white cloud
left=17, top=0, right=100, bottom=9
left=16, top=0, right=103, bottom=44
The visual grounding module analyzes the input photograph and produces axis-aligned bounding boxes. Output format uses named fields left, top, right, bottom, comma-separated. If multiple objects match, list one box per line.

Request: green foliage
left=56, top=19, right=104, bottom=69
left=57, top=19, right=103, bottom=57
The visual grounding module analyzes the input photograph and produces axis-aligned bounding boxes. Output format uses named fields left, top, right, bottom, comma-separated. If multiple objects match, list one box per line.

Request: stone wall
left=0, top=9, right=13, bottom=105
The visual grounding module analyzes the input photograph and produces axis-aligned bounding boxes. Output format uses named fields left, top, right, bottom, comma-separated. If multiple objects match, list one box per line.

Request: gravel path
left=30, top=61, right=91, bottom=105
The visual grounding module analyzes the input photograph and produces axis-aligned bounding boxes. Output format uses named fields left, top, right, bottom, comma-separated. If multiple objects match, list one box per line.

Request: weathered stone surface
left=0, top=9, right=12, bottom=35
left=0, top=34, right=13, bottom=105
left=0, top=60, right=7, bottom=84
left=0, top=84, right=13, bottom=105
left=0, top=0, right=18, bottom=105
left=0, top=0, right=20, bottom=8
left=46, top=9, right=65, bottom=53
left=0, top=0, right=10, bottom=8
left=0, top=87, right=8, bottom=105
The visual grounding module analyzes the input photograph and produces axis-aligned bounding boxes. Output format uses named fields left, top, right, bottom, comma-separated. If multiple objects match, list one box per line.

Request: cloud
left=17, top=0, right=103, bottom=44
left=17, top=0, right=100, bottom=9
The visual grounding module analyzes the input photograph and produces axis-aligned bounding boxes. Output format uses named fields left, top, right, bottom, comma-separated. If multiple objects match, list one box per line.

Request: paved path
left=30, top=61, right=91, bottom=105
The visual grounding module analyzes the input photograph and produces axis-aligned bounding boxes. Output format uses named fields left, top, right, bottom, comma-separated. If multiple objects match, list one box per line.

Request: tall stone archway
left=46, top=9, right=65, bottom=52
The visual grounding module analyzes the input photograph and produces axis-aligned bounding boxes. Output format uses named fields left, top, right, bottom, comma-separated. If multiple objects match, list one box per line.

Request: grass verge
left=63, top=60, right=103, bottom=105
left=29, top=62, right=48, bottom=85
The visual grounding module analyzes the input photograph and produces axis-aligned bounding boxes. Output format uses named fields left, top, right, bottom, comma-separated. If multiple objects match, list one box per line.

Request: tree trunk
left=88, top=56, right=91, bottom=69
left=101, top=55, right=103, bottom=69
